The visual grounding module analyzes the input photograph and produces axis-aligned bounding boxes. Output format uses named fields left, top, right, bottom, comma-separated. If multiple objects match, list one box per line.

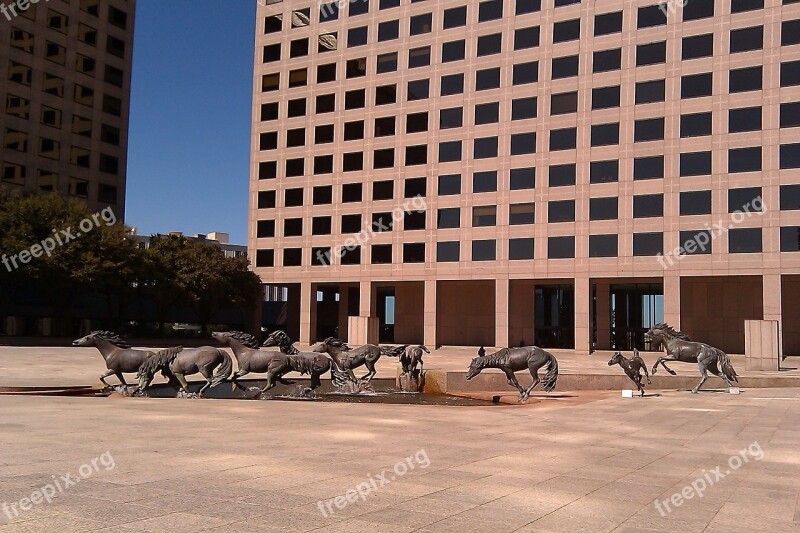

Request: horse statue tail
left=420, top=345, right=430, bottom=353
left=717, top=349, right=739, bottom=384
left=210, top=351, right=234, bottom=388
left=540, top=350, right=559, bottom=393
left=137, top=347, right=183, bottom=386
left=380, top=345, right=408, bottom=357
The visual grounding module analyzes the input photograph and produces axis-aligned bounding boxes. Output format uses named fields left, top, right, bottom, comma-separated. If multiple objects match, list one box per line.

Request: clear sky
left=124, top=1, right=255, bottom=244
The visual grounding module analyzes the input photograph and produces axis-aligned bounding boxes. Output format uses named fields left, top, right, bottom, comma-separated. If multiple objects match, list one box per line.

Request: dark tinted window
left=634, top=156, right=664, bottom=180
left=476, top=68, right=501, bottom=90
left=595, top=11, right=623, bottom=36
left=729, top=147, right=762, bottom=173
left=680, top=151, right=712, bottom=176
left=593, top=49, right=621, bottom=73
left=638, top=5, right=666, bottom=29
left=589, top=198, right=618, bottom=220
left=443, top=6, right=467, bottom=28
left=633, top=233, right=663, bottom=256
left=682, top=73, right=713, bottom=98
left=472, top=239, right=497, bottom=261
left=439, top=140, right=462, bottom=162
left=510, top=167, right=535, bottom=189
left=403, top=243, right=425, bottom=263
left=516, top=0, right=541, bottom=15
left=515, top=26, right=540, bottom=49
left=591, top=123, right=619, bottom=146
left=592, top=86, right=620, bottom=109
left=473, top=171, right=497, bottom=192
left=729, top=107, right=762, bottom=133
left=475, top=102, right=499, bottom=124
left=442, top=40, right=466, bottom=62
left=730, top=66, right=762, bottom=93
left=551, top=127, right=577, bottom=150
left=438, top=174, right=461, bottom=195
left=548, top=200, right=575, bottom=223
left=512, top=97, right=538, bottom=119
left=729, top=228, right=762, bottom=253
left=553, top=19, right=580, bottom=43
left=437, top=241, right=460, bottom=262
left=549, top=164, right=576, bottom=187
left=681, top=112, right=712, bottom=137
left=780, top=102, right=800, bottom=128
left=474, top=137, right=499, bottom=159
left=682, top=34, right=714, bottom=60
left=679, top=230, right=713, bottom=255
left=589, top=235, right=618, bottom=258
left=437, top=207, right=460, bottom=228
left=780, top=185, right=800, bottom=210
left=731, top=26, right=763, bottom=53
left=509, top=238, right=535, bottom=260
left=634, top=118, right=665, bottom=142
left=732, top=0, right=763, bottom=13
left=781, top=143, right=800, bottom=169
left=342, top=183, right=362, bottom=202
left=633, top=194, right=663, bottom=218
left=635, top=79, right=665, bottom=104
left=477, top=33, right=502, bottom=56
left=729, top=187, right=763, bottom=213
left=683, top=0, right=714, bottom=21
left=371, top=244, right=392, bottom=264
left=680, top=190, right=712, bottom=215
left=590, top=160, right=619, bottom=183
left=548, top=236, right=575, bottom=259
left=283, top=249, right=302, bottom=266
left=440, top=107, right=463, bottom=128
left=637, top=41, right=666, bottom=66
left=552, top=55, right=579, bottom=79
left=478, top=0, right=503, bottom=22
left=513, top=61, right=539, bottom=84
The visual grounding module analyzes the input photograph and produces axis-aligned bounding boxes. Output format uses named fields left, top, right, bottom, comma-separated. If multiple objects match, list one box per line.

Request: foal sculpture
left=608, top=349, right=651, bottom=396
left=73, top=331, right=180, bottom=392
left=137, top=345, right=233, bottom=397
left=648, top=323, right=739, bottom=393
left=465, top=346, right=559, bottom=401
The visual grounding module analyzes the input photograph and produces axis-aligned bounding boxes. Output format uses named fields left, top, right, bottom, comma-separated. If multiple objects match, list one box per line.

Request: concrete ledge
left=420, top=368, right=800, bottom=394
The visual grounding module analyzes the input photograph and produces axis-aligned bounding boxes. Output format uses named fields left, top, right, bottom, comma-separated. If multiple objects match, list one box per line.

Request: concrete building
left=132, top=231, right=248, bottom=260
left=249, top=0, right=800, bottom=356
left=0, top=0, right=136, bottom=215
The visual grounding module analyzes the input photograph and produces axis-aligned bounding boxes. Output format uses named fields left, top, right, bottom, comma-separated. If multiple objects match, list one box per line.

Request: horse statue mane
left=264, top=330, right=299, bottom=355
left=322, top=337, right=352, bottom=351
left=90, top=331, right=131, bottom=349
left=226, top=331, right=261, bottom=349
left=652, top=323, right=691, bottom=341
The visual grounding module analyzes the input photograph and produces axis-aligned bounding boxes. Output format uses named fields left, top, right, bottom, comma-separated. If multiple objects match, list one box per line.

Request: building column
left=763, top=274, right=783, bottom=359
left=359, top=280, right=372, bottom=318
left=663, top=274, right=681, bottom=331
left=595, top=281, right=611, bottom=351
left=424, top=279, right=437, bottom=348
left=495, top=278, right=509, bottom=348
left=575, top=276, right=591, bottom=355
left=299, top=282, right=314, bottom=344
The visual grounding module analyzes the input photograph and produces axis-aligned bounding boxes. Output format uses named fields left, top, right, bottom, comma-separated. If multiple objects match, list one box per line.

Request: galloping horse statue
left=137, top=345, right=233, bottom=397
left=73, top=331, right=181, bottom=392
left=313, top=337, right=402, bottom=383
left=211, top=331, right=298, bottom=391
left=608, top=349, right=651, bottom=396
left=260, top=330, right=332, bottom=393
left=466, top=346, right=559, bottom=401
left=647, top=323, right=739, bottom=393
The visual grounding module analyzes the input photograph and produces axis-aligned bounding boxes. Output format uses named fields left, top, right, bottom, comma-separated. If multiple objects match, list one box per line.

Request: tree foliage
left=0, top=190, right=262, bottom=334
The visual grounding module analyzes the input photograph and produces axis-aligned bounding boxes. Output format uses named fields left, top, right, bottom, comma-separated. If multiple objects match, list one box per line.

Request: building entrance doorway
left=534, top=285, right=574, bottom=349
left=315, top=286, right=340, bottom=340
left=609, top=283, right=663, bottom=351
left=377, top=287, right=395, bottom=343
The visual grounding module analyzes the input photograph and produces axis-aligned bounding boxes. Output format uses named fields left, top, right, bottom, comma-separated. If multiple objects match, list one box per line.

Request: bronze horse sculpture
left=391, top=344, right=430, bottom=376
left=648, top=323, right=739, bottom=393
left=137, top=344, right=233, bottom=397
left=608, top=349, right=651, bottom=396
left=73, top=331, right=181, bottom=392
left=260, top=330, right=333, bottom=393
left=466, top=346, right=559, bottom=401
left=313, top=337, right=397, bottom=383
left=211, top=331, right=298, bottom=392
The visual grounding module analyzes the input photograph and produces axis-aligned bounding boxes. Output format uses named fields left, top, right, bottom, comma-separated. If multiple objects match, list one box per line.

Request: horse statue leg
left=174, top=373, right=191, bottom=395
left=231, top=369, right=250, bottom=391
left=503, top=369, right=526, bottom=398
left=521, top=363, right=542, bottom=401
left=114, top=372, right=130, bottom=393
left=99, top=369, right=115, bottom=389
left=651, top=356, right=678, bottom=376
left=360, top=360, right=377, bottom=382
left=197, top=368, right=214, bottom=397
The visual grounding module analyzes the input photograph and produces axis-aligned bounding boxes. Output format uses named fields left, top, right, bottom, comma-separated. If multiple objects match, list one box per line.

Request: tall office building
left=250, top=0, right=800, bottom=356
left=0, top=0, right=136, bottom=215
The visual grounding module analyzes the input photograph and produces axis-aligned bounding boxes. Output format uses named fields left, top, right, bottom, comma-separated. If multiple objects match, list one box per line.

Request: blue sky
left=125, top=1, right=255, bottom=244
